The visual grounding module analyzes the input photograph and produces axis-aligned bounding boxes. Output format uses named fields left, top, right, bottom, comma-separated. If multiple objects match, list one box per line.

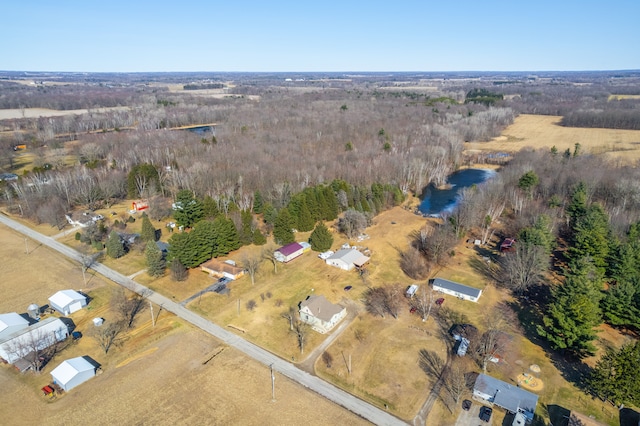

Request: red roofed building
left=274, top=242, right=304, bottom=263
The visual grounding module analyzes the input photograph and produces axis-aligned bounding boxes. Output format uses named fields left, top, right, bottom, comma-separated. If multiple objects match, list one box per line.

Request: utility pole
left=150, top=301, right=156, bottom=327
left=348, top=354, right=352, bottom=375
left=270, top=363, right=276, bottom=402
left=237, top=298, right=240, bottom=315
left=24, top=237, right=29, bottom=254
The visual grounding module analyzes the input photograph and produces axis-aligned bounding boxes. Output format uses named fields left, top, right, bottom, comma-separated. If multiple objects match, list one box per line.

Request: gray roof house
left=299, top=295, right=347, bottom=334
left=473, top=373, right=539, bottom=423
left=325, top=248, right=370, bottom=271
left=431, top=278, right=482, bottom=302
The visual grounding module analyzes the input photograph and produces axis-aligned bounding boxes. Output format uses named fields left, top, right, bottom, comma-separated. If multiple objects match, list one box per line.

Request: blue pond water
left=418, top=168, right=495, bottom=216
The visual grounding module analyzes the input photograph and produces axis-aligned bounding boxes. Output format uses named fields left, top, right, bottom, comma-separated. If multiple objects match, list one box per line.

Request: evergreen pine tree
left=589, top=341, right=640, bottom=405
left=167, top=232, right=192, bottom=268
left=252, top=228, right=267, bottom=245
left=239, top=210, right=254, bottom=245
left=203, top=195, right=220, bottom=219
left=140, top=213, right=156, bottom=242
left=173, top=190, right=204, bottom=228
left=297, top=200, right=315, bottom=232
left=212, top=217, right=241, bottom=257
left=106, top=230, right=126, bottom=259
left=309, top=222, right=333, bottom=252
left=537, top=258, right=603, bottom=358
left=253, top=191, right=264, bottom=214
left=273, top=209, right=295, bottom=245
left=145, top=241, right=165, bottom=277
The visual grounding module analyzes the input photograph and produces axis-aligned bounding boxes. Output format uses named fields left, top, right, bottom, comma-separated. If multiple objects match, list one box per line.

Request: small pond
left=418, top=168, right=495, bottom=217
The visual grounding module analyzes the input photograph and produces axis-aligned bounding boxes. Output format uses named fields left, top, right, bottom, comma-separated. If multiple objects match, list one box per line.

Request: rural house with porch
left=299, top=295, right=347, bottom=334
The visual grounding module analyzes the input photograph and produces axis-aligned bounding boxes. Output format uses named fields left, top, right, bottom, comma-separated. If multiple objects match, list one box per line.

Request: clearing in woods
left=465, top=113, right=640, bottom=164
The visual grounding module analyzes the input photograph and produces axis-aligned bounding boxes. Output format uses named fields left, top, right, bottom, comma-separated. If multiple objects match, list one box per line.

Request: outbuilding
left=431, top=278, right=482, bottom=302
left=0, top=317, right=69, bottom=364
left=274, top=242, right=305, bottom=263
left=0, top=313, right=30, bottom=339
left=48, top=290, right=88, bottom=315
left=51, top=356, right=100, bottom=391
left=325, top=248, right=370, bottom=271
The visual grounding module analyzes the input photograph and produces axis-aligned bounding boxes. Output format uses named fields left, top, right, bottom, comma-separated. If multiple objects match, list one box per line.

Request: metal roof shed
left=51, top=356, right=99, bottom=391
left=48, top=290, right=87, bottom=315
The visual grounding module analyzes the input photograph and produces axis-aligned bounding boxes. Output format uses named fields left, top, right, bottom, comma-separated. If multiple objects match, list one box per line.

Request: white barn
left=0, top=317, right=69, bottom=364
left=0, top=313, right=30, bottom=339
left=48, top=290, right=88, bottom=315
left=299, top=295, right=347, bottom=334
left=325, top=248, right=370, bottom=271
left=431, top=278, right=482, bottom=302
left=51, top=356, right=99, bottom=391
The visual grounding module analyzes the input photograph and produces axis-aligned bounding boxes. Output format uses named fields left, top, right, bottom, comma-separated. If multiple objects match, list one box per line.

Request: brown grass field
left=0, top=223, right=369, bottom=426
left=465, top=114, right=640, bottom=165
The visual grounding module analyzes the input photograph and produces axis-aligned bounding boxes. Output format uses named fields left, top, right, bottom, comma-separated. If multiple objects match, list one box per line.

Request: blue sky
left=1, top=0, right=638, bottom=72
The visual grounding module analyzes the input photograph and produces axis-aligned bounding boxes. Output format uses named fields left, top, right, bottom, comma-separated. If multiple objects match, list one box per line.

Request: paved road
left=0, top=214, right=406, bottom=426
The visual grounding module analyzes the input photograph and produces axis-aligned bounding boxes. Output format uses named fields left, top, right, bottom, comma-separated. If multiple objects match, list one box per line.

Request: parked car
left=409, top=307, right=417, bottom=314
left=479, top=406, right=492, bottom=422
left=462, top=399, right=471, bottom=411
left=217, top=277, right=233, bottom=285
left=435, top=298, right=445, bottom=306
left=344, top=285, right=353, bottom=291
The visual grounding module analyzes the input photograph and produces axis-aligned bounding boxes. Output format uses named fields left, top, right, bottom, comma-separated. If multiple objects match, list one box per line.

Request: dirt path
left=413, top=351, right=452, bottom=425
left=298, top=309, right=357, bottom=373
left=0, top=212, right=407, bottom=426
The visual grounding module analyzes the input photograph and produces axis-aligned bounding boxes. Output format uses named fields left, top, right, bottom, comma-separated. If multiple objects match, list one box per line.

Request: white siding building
left=299, top=295, right=347, bottom=334
left=431, top=278, right=482, bottom=302
left=48, top=290, right=88, bottom=315
left=51, top=356, right=99, bottom=391
left=325, top=248, right=370, bottom=271
left=0, top=313, right=30, bottom=339
left=0, top=317, right=69, bottom=364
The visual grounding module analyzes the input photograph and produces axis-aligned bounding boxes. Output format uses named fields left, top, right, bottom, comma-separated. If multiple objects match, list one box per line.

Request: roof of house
left=49, top=290, right=86, bottom=308
left=277, top=242, right=304, bottom=256
left=51, top=356, right=98, bottom=385
left=474, top=374, right=538, bottom=418
left=200, top=259, right=244, bottom=275
left=0, top=313, right=30, bottom=337
left=300, top=295, right=345, bottom=323
left=327, top=248, right=370, bottom=267
left=432, top=278, right=482, bottom=298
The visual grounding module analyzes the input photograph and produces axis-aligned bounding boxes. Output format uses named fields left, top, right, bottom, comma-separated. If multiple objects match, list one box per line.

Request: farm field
left=0, top=106, right=129, bottom=121
left=0, top=222, right=370, bottom=426
left=465, top=114, right=640, bottom=164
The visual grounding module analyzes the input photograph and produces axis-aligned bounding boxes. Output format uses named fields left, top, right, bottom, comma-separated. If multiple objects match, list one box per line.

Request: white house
left=274, top=242, right=305, bottom=263
left=474, top=374, right=538, bottom=423
left=325, top=248, right=370, bottom=271
left=299, top=295, right=347, bottom=334
left=51, top=356, right=99, bottom=391
left=0, top=317, right=69, bottom=364
left=48, top=290, right=88, bottom=315
left=0, top=313, right=30, bottom=339
left=431, top=278, right=482, bottom=302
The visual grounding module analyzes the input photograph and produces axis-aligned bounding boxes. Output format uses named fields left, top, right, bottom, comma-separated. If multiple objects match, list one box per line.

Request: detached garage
left=51, top=356, right=100, bottom=391
left=48, top=290, right=88, bottom=315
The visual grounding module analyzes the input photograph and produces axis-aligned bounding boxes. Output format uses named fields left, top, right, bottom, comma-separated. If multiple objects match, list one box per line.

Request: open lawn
left=465, top=114, right=640, bottom=165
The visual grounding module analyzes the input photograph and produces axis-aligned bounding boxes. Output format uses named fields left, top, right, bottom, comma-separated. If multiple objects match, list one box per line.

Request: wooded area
left=2, top=70, right=640, bottom=412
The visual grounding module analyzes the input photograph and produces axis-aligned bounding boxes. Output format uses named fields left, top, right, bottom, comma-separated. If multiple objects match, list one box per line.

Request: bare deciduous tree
left=92, top=320, right=125, bottom=354
left=281, top=306, right=297, bottom=331
left=113, top=288, right=146, bottom=328
left=498, top=244, right=548, bottom=295
left=242, top=253, right=262, bottom=285
left=292, top=319, right=309, bottom=354
left=413, top=285, right=436, bottom=322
